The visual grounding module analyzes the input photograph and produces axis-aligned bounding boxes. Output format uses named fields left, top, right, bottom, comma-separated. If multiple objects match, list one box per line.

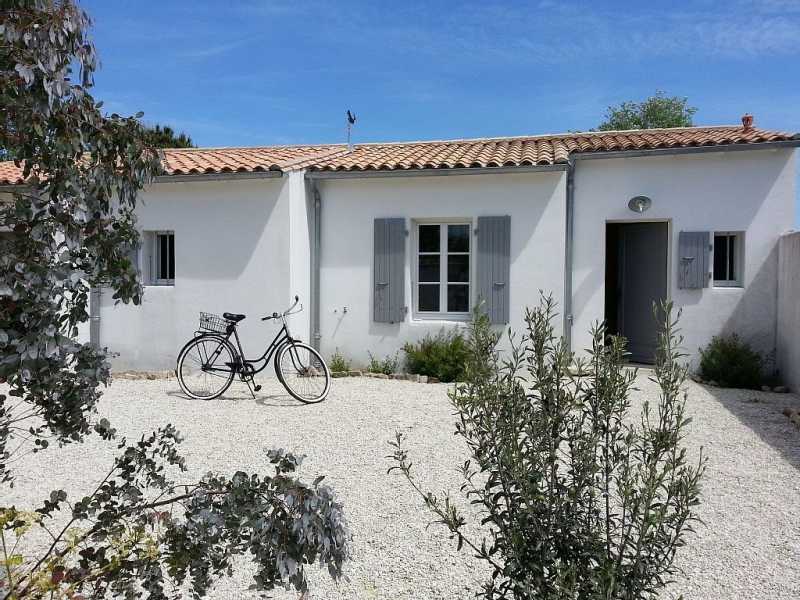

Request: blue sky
left=83, top=1, right=799, bottom=218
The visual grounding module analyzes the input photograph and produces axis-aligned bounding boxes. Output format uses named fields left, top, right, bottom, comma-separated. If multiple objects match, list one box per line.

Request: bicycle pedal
left=253, top=384, right=262, bottom=392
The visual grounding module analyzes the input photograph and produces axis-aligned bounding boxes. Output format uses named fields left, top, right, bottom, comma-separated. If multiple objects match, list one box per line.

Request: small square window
left=143, top=231, right=175, bottom=286
left=713, top=232, right=743, bottom=287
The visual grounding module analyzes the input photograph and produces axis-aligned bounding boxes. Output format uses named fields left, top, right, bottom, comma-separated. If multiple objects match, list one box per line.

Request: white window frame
left=712, top=231, right=744, bottom=288
left=144, top=230, right=175, bottom=286
left=412, top=219, right=473, bottom=320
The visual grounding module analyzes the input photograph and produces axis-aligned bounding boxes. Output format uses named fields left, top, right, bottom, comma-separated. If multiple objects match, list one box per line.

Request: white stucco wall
left=777, top=231, right=800, bottom=391
left=98, top=177, right=297, bottom=371
left=571, top=149, right=796, bottom=367
left=317, top=171, right=567, bottom=366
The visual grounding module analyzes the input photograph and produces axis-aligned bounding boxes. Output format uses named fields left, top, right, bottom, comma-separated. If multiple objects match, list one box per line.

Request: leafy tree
left=142, top=124, right=195, bottom=149
left=390, top=298, right=705, bottom=599
left=0, top=2, right=347, bottom=597
left=598, top=91, right=697, bottom=131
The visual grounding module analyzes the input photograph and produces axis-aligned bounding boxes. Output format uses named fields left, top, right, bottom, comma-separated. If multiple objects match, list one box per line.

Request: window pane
left=418, top=254, right=440, bottom=282
left=419, top=284, right=440, bottom=311
left=714, top=235, right=729, bottom=281
left=727, top=236, right=736, bottom=281
left=447, top=285, right=469, bottom=312
left=159, top=234, right=169, bottom=280
left=419, top=225, right=440, bottom=252
left=168, top=234, right=175, bottom=279
left=448, top=254, right=469, bottom=282
left=448, top=224, right=470, bottom=252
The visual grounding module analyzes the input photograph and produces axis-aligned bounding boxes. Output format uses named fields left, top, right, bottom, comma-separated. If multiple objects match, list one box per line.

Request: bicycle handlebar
left=262, top=295, right=302, bottom=321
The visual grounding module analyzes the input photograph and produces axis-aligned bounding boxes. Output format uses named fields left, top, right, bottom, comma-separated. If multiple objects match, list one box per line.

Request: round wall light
left=628, top=195, right=652, bottom=213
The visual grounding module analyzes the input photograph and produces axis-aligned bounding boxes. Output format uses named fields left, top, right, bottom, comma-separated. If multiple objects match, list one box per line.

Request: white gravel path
left=4, top=373, right=800, bottom=599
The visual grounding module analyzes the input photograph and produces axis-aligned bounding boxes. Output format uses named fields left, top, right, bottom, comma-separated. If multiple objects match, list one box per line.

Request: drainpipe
left=310, top=181, right=322, bottom=351
left=563, top=159, right=575, bottom=349
left=89, top=287, right=101, bottom=347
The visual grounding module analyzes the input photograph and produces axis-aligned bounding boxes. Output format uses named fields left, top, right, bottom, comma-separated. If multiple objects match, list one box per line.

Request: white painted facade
left=93, top=147, right=796, bottom=373
left=316, top=172, right=566, bottom=363
left=571, top=149, right=796, bottom=364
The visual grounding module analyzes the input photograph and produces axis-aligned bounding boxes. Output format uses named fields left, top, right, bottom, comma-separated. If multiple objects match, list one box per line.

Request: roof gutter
left=155, top=170, right=283, bottom=183
left=305, top=164, right=567, bottom=180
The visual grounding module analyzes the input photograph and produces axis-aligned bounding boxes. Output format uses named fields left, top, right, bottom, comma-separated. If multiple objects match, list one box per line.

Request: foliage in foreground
left=390, top=298, right=706, bottom=599
left=403, top=329, right=469, bottom=383
left=1, top=1, right=347, bottom=596
left=699, top=333, right=763, bottom=389
left=0, top=433, right=348, bottom=599
left=598, top=90, right=696, bottom=131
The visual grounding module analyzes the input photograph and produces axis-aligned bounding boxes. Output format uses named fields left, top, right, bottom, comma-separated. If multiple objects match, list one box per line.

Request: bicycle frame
left=195, top=299, right=302, bottom=377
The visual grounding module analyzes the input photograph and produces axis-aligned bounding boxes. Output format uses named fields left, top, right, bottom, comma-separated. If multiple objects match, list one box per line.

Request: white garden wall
left=316, top=171, right=567, bottom=366
left=98, top=177, right=297, bottom=371
left=777, top=231, right=800, bottom=391
left=571, top=148, right=796, bottom=367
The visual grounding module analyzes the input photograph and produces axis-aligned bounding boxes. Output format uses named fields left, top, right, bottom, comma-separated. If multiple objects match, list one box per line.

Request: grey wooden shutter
left=678, top=231, right=710, bottom=289
left=477, top=216, right=511, bottom=324
left=374, top=218, right=405, bottom=323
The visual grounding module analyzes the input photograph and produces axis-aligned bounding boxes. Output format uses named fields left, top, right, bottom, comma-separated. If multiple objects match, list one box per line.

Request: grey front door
left=616, top=222, right=668, bottom=364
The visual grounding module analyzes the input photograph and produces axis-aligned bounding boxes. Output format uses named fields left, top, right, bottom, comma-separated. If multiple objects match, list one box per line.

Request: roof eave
left=305, top=163, right=568, bottom=180
left=572, top=139, right=800, bottom=161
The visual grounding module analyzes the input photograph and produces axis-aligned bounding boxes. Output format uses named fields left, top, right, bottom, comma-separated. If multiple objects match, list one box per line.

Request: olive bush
left=390, top=297, right=705, bottom=599
left=1, top=2, right=348, bottom=596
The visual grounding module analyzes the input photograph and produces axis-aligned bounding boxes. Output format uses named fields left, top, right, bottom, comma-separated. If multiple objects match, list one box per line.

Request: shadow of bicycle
left=165, top=387, right=310, bottom=408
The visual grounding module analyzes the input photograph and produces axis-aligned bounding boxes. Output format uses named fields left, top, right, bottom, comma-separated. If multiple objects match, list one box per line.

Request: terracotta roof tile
left=1, top=126, right=797, bottom=184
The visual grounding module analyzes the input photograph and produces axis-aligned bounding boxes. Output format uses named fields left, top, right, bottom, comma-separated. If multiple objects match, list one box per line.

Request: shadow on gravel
left=165, top=388, right=305, bottom=408
left=703, top=385, right=800, bottom=470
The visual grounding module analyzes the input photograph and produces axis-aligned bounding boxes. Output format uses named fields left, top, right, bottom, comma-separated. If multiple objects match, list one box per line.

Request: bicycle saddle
left=223, top=312, right=246, bottom=323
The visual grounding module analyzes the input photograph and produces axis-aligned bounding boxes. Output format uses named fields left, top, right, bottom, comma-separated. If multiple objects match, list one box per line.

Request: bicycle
left=175, top=296, right=331, bottom=403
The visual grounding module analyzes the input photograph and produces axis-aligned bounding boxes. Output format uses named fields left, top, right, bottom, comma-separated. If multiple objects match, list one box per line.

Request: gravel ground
left=4, top=373, right=800, bottom=599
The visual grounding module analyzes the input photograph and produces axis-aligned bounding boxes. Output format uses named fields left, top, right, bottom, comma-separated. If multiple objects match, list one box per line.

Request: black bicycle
left=175, top=296, right=330, bottom=403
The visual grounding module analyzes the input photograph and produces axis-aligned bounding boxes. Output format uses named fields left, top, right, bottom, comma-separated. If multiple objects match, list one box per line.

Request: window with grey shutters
left=713, top=231, right=744, bottom=287
left=413, top=222, right=472, bottom=318
left=677, top=231, right=710, bottom=289
left=374, top=218, right=406, bottom=323
left=476, top=215, right=510, bottom=324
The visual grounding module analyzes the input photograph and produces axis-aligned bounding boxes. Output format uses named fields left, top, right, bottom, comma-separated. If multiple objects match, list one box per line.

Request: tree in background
left=143, top=123, right=195, bottom=148
left=0, top=2, right=347, bottom=597
left=598, top=91, right=697, bottom=130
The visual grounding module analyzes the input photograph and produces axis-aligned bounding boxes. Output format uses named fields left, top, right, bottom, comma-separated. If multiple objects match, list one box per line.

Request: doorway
left=604, top=222, right=669, bottom=364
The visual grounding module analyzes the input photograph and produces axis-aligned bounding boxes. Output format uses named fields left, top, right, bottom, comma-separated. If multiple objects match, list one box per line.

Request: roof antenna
left=346, top=110, right=357, bottom=151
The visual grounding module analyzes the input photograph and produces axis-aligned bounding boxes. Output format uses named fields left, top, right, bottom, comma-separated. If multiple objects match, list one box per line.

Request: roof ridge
left=157, top=125, right=750, bottom=152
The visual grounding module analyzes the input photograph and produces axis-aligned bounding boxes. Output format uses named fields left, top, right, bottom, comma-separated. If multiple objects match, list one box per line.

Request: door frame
left=604, top=219, right=672, bottom=361
left=605, top=218, right=673, bottom=304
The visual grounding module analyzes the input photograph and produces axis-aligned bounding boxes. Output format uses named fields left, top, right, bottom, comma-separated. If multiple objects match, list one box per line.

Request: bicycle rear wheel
left=177, top=335, right=236, bottom=400
left=275, top=342, right=331, bottom=403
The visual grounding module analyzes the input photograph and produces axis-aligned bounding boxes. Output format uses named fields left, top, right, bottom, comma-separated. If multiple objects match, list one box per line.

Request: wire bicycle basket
left=198, top=312, right=230, bottom=334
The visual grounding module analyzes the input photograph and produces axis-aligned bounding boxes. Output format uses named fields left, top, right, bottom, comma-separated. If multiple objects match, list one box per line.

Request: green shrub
left=699, top=333, right=763, bottom=389
left=390, top=297, right=705, bottom=599
left=367, top=351, right=399, bottom=375
left=402, top=329, right=469, bottom=382
left=329, top=348, right=350, bottom=373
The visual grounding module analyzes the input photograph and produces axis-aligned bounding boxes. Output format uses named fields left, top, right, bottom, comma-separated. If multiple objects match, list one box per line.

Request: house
left=1, top=120, right=797, bottom=372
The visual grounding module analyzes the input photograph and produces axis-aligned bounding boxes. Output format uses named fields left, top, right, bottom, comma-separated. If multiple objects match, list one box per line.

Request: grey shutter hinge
left=404, top=229, right=409, bottom=236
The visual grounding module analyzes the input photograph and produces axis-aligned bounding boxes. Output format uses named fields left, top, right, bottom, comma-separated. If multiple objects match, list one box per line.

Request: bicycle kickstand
left=243, top=375, right=261, bottom=398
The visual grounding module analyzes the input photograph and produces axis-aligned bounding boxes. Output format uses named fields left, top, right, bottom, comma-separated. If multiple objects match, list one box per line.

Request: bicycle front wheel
left=177, top=335, right=236, bottom=400
left=275, top=342, right=331, bottom=403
